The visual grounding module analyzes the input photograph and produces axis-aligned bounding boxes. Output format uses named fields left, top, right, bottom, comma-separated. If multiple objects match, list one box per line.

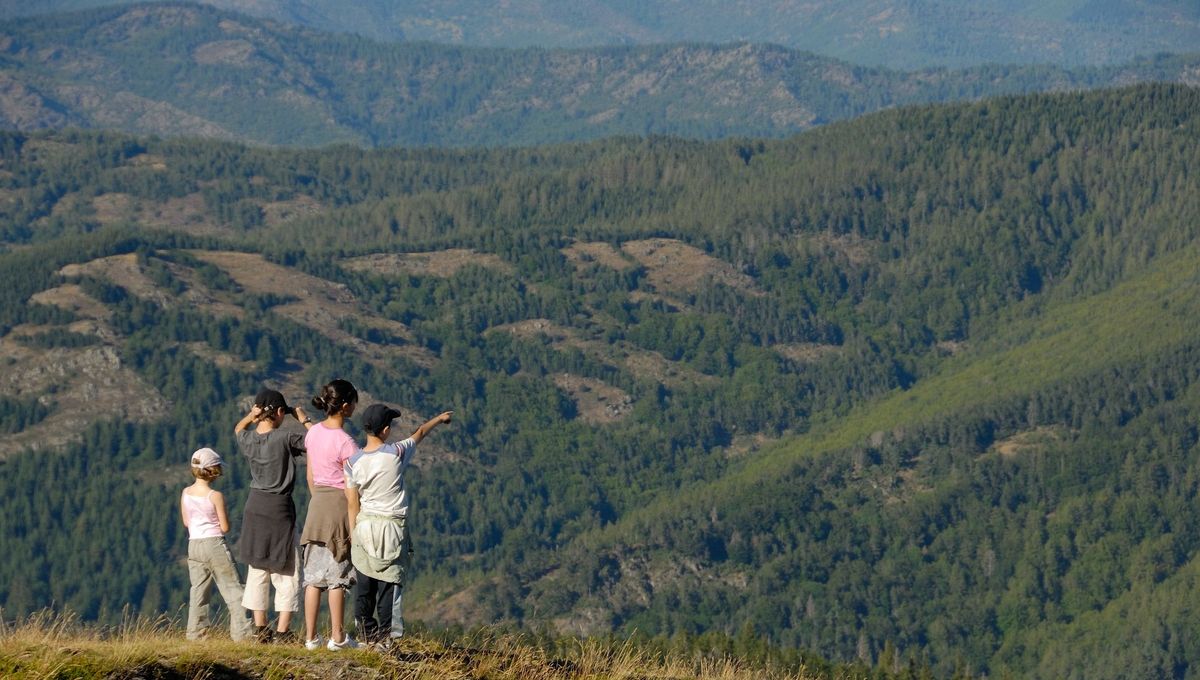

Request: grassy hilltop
left=0, top=611, right=899, bottom=680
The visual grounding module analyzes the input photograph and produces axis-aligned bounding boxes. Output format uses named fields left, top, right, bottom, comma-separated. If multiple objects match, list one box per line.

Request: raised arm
left=234, top=405, right=262, bottom=436
left=293, top=405, right=315, bottom=431
left=410, top=411, right=453, bottom=445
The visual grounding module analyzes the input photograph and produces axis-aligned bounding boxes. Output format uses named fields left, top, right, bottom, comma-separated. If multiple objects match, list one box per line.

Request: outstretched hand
left=436, top=411, right=454, bottom=425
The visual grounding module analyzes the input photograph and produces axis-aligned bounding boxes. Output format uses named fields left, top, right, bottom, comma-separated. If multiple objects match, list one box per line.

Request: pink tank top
left=182, top=489, right=223, bottom=539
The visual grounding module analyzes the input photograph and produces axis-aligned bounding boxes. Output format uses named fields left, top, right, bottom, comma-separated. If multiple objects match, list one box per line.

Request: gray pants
left=187, top=537, right=254, bottom=641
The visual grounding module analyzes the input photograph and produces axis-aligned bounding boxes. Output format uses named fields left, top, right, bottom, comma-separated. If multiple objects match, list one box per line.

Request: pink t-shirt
left=304, top=422, right=357, bottom=489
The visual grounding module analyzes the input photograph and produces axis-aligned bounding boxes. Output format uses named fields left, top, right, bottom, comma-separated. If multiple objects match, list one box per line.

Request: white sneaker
left=304, top=635, right=325, bottom=651
left=327, top=634, right=359, bottom=651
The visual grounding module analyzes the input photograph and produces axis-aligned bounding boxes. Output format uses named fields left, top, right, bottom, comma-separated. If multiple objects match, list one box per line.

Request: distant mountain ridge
left=0, top=3, right=1198, bottom=148
left=2, top=0, right=1199, bottom=69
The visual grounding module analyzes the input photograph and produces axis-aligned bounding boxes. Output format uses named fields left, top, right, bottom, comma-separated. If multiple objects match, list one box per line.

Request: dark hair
left=312, top=379, right=358, bottom=416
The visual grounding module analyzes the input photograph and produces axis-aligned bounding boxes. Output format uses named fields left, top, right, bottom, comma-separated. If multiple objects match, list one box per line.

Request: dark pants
left=354, top=569, right=400, bottom=641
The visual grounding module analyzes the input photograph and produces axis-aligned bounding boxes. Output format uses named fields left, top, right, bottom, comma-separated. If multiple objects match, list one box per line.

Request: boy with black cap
left=234, top=388, right=313, bottom=643
left=345, top=403, right=452, bottom=648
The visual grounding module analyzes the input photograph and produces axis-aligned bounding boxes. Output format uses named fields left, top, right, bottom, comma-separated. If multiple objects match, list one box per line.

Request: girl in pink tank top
left=180, top=447, right=253, bottom=641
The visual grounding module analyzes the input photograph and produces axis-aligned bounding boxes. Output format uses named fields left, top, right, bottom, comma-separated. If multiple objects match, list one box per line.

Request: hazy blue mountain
left=0, top=4, right=1197, bottom=148
left=2, top=0, right=1198, bottom=68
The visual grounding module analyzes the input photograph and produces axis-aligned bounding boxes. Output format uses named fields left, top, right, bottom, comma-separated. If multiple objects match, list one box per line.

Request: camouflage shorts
left=301, top=543, right=355, bottom=590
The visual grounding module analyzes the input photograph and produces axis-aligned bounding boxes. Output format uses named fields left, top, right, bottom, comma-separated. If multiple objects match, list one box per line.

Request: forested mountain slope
left=3, top=0, right=1199, bottom=69
left=0, top=85, right=1198, bottom=678
left=0, top=4, right=1198, bottom=147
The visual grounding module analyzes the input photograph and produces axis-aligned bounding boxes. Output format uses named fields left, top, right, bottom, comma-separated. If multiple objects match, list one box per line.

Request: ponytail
left=312, top=379, right=358, bottom=417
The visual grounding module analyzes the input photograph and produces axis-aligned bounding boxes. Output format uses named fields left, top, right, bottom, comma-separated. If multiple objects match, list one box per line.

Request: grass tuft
left=0, top=609, right=820, bottom=679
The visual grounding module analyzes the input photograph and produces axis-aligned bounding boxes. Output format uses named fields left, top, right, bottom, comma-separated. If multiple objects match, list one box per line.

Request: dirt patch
left=621, top=350, right=714, bottom=389
left=562, top=241, right=634, bottom=271
left=342, top=249, right=513, bottom=279
left=553, top=373, right=632, bottom=424
left=936, top=340, right=967, bottom=355
left=722, top=432, right=779, bottom=459
left=0, top=327, right=164, bottom=459
left=49, top=191, right=90, bottom=218
left=774, top=343, right=840, bottom=363
left=56, top=253, right=238, bottom=318
left=195, top=249, right=353, bottom=302
left=183, top=342, right=257, bottom=372
left=125, top=153, right=167, bottom=170
left=621, top=238, right=760, bottom=297
left=991, top=426, right=1072, bottom=458
left=492, top=318, right=573, bottom=343
left=139, top=192, right=226, bottom=236
left=29, top=284, right=111, bottom=321
left=627, top=290, right=691, bottom=312
left=490, top=318, right=711, bottom=389
left=163, top=261, right=245, bottom=319
left=261, top=195, right=324, bottom=227
left=91, top=192, right=136, bottom=225
left=60, top=254, right=173, bottom=305
left=189, top=250, right=435, bottom=369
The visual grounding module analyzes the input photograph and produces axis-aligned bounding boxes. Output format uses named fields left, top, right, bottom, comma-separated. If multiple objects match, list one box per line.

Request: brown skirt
left=300, top=486, right=351, bottom=563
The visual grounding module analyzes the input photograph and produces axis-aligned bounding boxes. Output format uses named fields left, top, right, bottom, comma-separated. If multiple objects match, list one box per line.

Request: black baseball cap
left=361, top=403, right=402, bottom=436
left=255, top=388, right=294, bottom=416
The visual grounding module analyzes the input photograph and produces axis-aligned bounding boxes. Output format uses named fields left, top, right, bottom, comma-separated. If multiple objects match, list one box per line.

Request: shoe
left=327, top=634, right=359, bottom=651
left=377, top=636, right=404, bottom=653
left=253, top=626, right=274, bottom=644
left=304, top=635, right=325, bottom=651
left=273, top=631, right=299, bottom=645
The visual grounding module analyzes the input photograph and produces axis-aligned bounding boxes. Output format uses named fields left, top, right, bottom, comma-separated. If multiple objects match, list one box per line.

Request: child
left=300, top=379, right=360, bottom=651
left=181, top=447, right=254, bottom=642
left=346, top=404, right=452, bottom=649
left=235, top=388, right=313, bottom=644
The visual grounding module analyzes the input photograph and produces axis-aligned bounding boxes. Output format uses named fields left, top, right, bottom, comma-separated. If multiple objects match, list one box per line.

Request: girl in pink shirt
left=299, top=379, right=360, bottom=651
left=181, top=447, right=253, bottom=642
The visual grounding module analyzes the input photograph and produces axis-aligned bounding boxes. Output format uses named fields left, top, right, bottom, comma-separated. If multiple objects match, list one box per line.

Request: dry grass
left=562, top=242, right=635, bottom=271
left=342, top=250, right=513, bottom=279
left=620, top=239, right=761, bottom=299
left=0, top=611, right=820, bottom=679
left=552, top=373, right=633, bottom=424
left=488, top=319, right=713, bottom=390
left=0, top=324, right=165, bottom=459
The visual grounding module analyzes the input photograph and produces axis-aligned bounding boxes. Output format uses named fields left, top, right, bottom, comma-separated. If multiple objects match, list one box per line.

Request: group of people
left=178, top=378, right=453, bottom=651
